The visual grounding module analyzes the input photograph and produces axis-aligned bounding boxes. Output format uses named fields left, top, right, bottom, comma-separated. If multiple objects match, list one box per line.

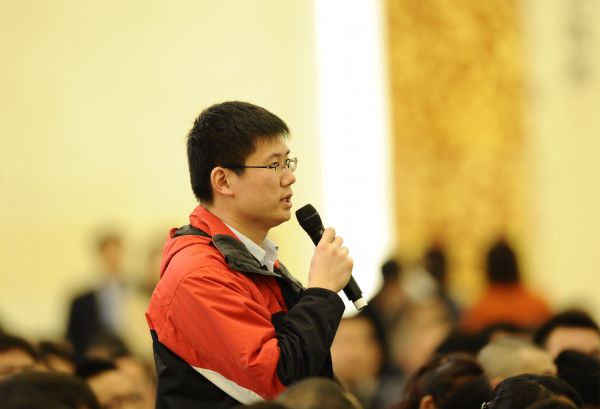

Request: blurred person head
left=381, top=259, right=402, bottom=284
left=533, top=310, right=600, bottom=359
left=96, top=232, right=124, bottom=276
left=77, top=358, right=145, bottom=409
left=114, top=355, right=156, bottom=409
left=38, top=340, right=76, bottom=374
left=394, top=353, right=492, bottom=409
left=393, top=302, right=453, bottom=375
left=485, top=374, right=583, bottom=409
left=331, top=314, right=383, bottom=407
left=0, top=335, right=42, bottom=379
left=555, top=349, right=600, bottom=408
left=277, top=377, right=362, bottom=409
left=423, top=245, right=447, bottom=291
left=187, top=101, right=290, bottom=205
left=478, top=337, right=556, bottom=388
left=486, top=239, right=520, bottom=284
left=84, top=332, right=130, bottom=361
left=0, top=370, right=100, bottom=409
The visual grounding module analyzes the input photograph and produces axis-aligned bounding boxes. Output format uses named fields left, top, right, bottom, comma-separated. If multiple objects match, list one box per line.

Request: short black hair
left=0, top=335, right=39, bottom=362
left=75, top=358, right=117, bottom=380
left=187, top=101, right=289, bottom=203
left=0, top=371, right=100, bottom=409
left=38, top=340, right=75, bottom=364
left=533, top=309, right=600, bottom=347
left=486, top=239, right=520, bottom=284
left=381, top=259, right=402, bottom=282
left=488, top=374, right=582, bottom=409
left=398, top=353, right=492, bottom=409
left=555, top=349, right=600, bottom=406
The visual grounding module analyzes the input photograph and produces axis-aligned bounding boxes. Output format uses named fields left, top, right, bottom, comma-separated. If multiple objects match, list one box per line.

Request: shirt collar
left=224, top=223, right=279, bottom=273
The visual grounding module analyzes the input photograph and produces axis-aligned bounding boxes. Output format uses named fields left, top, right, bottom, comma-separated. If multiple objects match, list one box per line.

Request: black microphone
left=295, top=204, right=367, bottom=310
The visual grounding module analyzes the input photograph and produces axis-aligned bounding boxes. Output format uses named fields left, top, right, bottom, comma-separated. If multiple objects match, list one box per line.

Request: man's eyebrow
left=266, top=150, right=290, bottom=161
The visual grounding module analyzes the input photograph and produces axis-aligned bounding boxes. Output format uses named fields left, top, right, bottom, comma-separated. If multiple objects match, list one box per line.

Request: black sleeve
left=274, top=287, right=345, bottom=385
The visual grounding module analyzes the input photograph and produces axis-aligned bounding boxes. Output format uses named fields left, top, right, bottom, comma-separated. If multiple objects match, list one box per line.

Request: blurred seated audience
left=392, top=353, right=492, bottom=409
left=477, top=337, right=556, bottom=388
left=0, top=334, right=43, bottom=379
left=276, top=377, right=362, bottom=409
left=77, top=358, right=147, bottom=409
left=533, top=310, right=600, bottom=359
left=461, top=239, right=551, bottom=333
left=483, top=374, right=583, bottom=409
left=555, top=349, right=600, bottom=409
left=0, top=370, right=100, bottom=409
left=38, top=339, right=76, bottom=374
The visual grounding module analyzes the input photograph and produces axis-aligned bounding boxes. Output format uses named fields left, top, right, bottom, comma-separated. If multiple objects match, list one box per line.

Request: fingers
left=320, top=227, right=336, bottom=244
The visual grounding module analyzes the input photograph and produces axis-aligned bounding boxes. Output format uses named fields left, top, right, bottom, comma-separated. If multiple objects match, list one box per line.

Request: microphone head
left=295, top=204, right=324, bottom=246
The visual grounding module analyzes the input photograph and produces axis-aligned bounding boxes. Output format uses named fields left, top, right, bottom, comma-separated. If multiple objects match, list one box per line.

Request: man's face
left=88, top=370, right=144, bottom=409
left=228, top=137, right=296, bottom=235
left=331, top=317, right=383, bottom=387
left=545, top=327, right=600, bottom=359
left=0, top=348, right=39, bottom=379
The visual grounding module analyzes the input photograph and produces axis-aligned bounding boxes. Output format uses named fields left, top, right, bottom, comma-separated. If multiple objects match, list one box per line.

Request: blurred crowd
left=2, top=232, right=600, bottom=409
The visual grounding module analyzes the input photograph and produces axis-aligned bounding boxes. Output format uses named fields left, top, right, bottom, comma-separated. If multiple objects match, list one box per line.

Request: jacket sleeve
left=152, top=266, right=344, bottom=400
left=275, top=287, right=344, bottom=385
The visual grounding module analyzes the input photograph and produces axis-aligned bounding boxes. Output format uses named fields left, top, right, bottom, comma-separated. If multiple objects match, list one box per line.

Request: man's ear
left=210, top=167, right=235, bottom=198
left=419, top=395, right=436, bottom=409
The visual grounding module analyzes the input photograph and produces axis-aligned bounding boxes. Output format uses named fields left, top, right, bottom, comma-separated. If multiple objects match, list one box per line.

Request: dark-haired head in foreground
left=0, top=370, right=100, bottom=409
left=555, top=349, right=600, bottom=408
left=485, top=374, right=583, bottom=409
left=394, top=353, right=492, bottom=409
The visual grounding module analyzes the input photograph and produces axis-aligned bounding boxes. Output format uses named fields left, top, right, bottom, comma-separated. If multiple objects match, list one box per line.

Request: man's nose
left=281, top=169, right=296, bottom=185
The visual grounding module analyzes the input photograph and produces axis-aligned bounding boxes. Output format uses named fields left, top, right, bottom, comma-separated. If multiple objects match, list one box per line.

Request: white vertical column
left=314, top=0, right=393, bottom=311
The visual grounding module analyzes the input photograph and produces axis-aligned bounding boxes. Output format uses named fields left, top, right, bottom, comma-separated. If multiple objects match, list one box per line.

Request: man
left=146, top=101, right=353, bottom=408
left=533, top=309, right=600, bottom=359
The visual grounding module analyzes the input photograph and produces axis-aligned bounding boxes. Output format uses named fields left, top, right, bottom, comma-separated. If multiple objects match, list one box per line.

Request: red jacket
left=146, top=206, right=344, bottom=408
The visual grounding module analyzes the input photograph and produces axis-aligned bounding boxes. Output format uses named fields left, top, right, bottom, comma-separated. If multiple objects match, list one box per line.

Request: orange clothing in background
left=461, top=284, right=552, bottom=333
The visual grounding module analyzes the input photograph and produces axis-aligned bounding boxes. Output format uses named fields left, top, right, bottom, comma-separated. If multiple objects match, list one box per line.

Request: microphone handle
left=308, top=227, right=367, bottom=310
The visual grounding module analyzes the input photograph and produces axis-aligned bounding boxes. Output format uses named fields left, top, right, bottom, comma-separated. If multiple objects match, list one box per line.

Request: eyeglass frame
left=223, top=157, right=298, bottom=173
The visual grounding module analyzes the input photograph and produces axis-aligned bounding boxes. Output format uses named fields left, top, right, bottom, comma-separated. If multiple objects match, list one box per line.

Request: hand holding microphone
left=296, top=204, right=367, bottom=310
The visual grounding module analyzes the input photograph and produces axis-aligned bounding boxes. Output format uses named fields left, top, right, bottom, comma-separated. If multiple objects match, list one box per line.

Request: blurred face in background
left=0, top=348, right=40, bottom=379
left=331, top=316, right=383, bottom=388
left=88, top=369, right=144, bottom=409
left=545, top=327, right=600, bottom=359
left=100, top=240, right=124, bottom=276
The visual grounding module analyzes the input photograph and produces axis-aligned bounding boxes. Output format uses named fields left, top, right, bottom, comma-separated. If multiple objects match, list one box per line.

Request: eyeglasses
left=224, top=157, right=298, bottom=173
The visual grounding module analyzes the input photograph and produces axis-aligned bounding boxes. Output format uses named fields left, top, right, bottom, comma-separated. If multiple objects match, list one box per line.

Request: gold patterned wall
left=386, top=0, right=526, bottom=303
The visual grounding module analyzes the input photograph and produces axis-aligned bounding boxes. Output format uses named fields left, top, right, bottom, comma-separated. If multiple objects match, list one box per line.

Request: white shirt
left=224, top=224, right=279, bottom=273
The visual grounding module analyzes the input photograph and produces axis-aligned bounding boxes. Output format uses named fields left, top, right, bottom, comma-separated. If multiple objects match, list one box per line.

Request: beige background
left=0, top=0, right=321, bottom=336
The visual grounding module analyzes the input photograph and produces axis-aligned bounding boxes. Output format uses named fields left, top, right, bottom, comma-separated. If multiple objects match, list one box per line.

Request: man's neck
left=203, top=204, right=267, bottom=245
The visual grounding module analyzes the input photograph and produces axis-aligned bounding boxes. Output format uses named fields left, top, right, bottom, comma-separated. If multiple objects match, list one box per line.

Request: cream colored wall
left=0, top=0, right=319, bottom=337
left=522, top=0, right=600, bottom=318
